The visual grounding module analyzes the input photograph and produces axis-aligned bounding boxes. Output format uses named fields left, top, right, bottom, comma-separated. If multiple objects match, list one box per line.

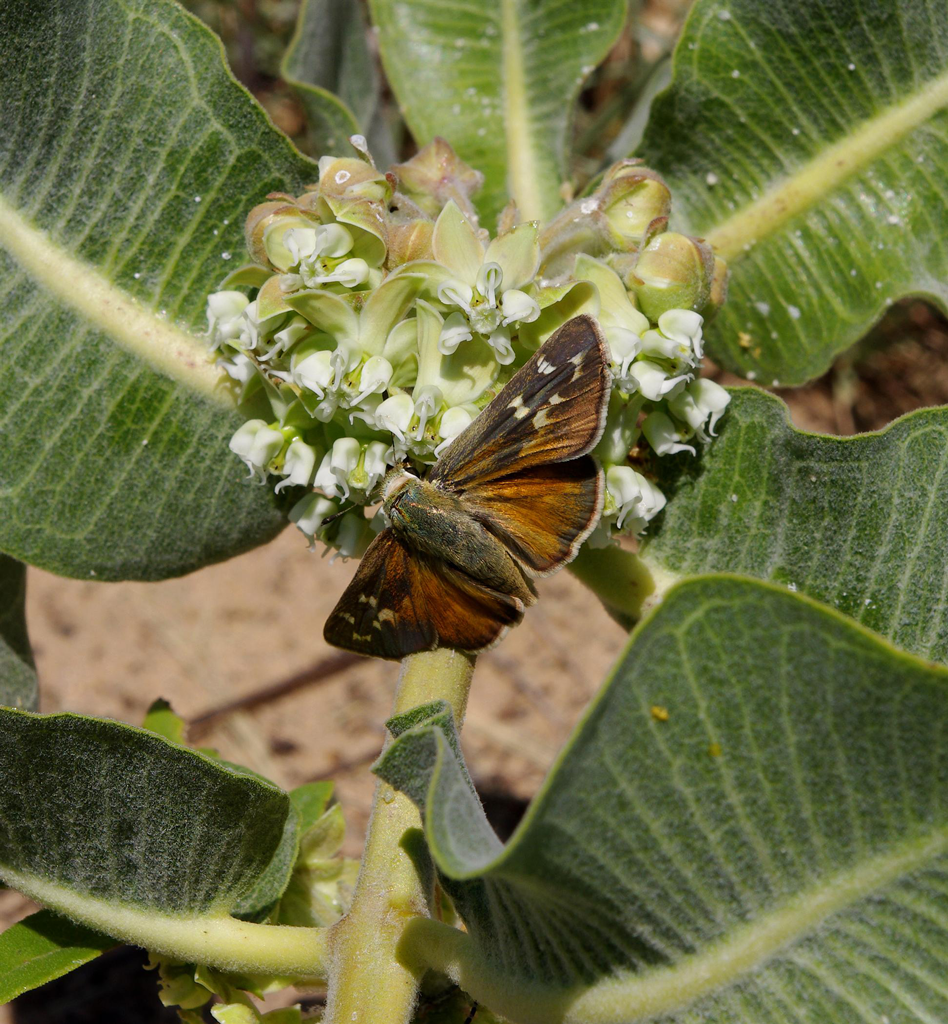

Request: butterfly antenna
left=320, top=503, right=357, bottom=527
left=463, top=1002, right=478, bottom=1024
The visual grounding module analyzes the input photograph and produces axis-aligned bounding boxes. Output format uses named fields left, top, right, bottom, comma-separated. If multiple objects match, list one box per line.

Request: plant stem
left=570, top=544, right=677, bottom=628
left=324, top=648, right=476, bottom=1024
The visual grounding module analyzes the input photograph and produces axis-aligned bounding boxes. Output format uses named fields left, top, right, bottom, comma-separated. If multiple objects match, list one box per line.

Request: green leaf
left=0, top=909, right=114, bottom=1004
left=0, top=0, right=320, bottom=580
left=643, top=389, right=948, bottom=664
left=283, top=0, right=397, bottom=167
left=380, top=576, right=948, bottom=1024
left=637, top=0, right=948, bottom=385
left=0, top=709, right=325, bottom=977
left=0, top=555, right=36, bottom=711
left=290, top=781, right=335, bottom=833
left=369, top=0, right=627, bottom=224
left=142, top=698, right=186, bottom=744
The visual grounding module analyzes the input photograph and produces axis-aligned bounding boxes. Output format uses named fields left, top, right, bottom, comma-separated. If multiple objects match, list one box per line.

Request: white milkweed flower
left=275, top=439, right=318, bottom=493
left=628, top=360, right=692, bottom=402
left=642, top=409, right=697, bottom=457
left=207, top=141, right=733, bottom=553
left=668, top=379, right=731, bottom=440
left=606, top=466, right=667, bottom=531
left=228, top=420, right=284, bottom=480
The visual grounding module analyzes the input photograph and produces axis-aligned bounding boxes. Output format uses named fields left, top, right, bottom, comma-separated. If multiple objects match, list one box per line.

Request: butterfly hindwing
left=429, top=314, right=610, bottom=491
left=324, top=529, right=525, bottom=659
left=456, top=457, right=603, bottom=576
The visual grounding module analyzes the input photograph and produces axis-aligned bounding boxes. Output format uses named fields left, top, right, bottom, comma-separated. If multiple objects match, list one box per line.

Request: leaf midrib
left=501, top=0, right=545, bottom=222
left=705, top=65, right=948, bottom=262
left=0, top=866, right=327, bottom=978
left=0, top=196, right=231, bottom=404
left=411, top=826, right=948, bottom=1024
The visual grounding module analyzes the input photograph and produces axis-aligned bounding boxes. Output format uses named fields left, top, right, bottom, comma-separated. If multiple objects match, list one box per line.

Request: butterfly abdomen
left=386, top=479, right=536, bottom=606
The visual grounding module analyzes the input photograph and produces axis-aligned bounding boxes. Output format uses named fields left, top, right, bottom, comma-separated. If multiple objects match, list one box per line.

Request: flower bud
left=391, top=137, right=484, bottom=219
left=244, top=201, right=296, bottom=266
left=385, top=219, right=435, bottom=267
left=630, top=232, right=715, bottom=320
left=702, top=255, right=729, bottom=319
left=642, top=409, right=696, bottom=457
left=668, top=379, right=731, bottom=440
left=275, top=439, right=318, bottom=492
left=605, top=466, right=667, bottom=532
left=597, top=162, right=672, bottom=248
left=289, top=493, right=338, bottom=539
left=318, top=157, right=392, bottom=203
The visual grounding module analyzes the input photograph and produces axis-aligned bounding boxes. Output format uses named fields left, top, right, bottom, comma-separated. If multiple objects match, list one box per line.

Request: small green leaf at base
left=0, top=910, right=114, bottom=1004
left=380, top=576, right=948, bottom=1023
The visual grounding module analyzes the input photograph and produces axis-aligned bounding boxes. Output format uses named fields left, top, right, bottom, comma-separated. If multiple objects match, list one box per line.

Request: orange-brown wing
left=324, top=529, right=524, bottom=660
left=324, top=530, right=434, bottom=660
left=461, top=457, right=603, bottom=576
left=429, top=314, right=610, bottom=491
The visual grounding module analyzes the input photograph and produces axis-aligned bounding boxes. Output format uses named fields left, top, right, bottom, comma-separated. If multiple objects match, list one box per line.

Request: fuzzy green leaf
left=643, top=389, right=948, bottom=664
left=0, top=0, right=320, bottom=580
left=369, top=0, right=627, bottom=225
left=283, top=0, right=396, bottom=167
left=0, top=910, right=114, bottom=1005
left=637, top=0, right=948, bottom=384
left=0, top=556, right=36, bottom=711
left=0, top=710, right=326, bottom=977
left=380, top=576, right=948, bottom=1023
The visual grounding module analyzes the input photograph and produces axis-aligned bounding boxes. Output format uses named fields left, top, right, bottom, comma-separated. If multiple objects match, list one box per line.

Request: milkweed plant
left=2, top=1, right=948, bottom=1023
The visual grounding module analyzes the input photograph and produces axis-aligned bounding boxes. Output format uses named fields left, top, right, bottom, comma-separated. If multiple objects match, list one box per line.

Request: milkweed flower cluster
left=204, top=137, right=730, bottom=557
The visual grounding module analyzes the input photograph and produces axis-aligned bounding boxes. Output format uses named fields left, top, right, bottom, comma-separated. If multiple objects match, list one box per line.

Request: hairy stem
left=570, top=545, right=679, bottom=628
left=324, top=648, right=476, bottom=1024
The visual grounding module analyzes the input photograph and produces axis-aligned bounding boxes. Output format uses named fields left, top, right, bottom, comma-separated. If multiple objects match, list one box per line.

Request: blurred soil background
left=5, top=0, right=948, bottom=1020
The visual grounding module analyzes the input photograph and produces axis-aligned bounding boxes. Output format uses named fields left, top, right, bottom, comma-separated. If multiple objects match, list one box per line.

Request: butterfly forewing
left=429, top=315, right=610, bottom=490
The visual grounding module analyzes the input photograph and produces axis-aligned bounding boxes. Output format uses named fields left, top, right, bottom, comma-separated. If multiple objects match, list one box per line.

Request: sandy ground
left=0, top=525, right=625, bottom=950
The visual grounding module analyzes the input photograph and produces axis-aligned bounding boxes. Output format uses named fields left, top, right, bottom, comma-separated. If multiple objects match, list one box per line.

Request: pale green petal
left=574, top=254, right=649, bottom=334
left=262, top=213, right=319, bottom=272
left=322, top=195, right=387, bottom=268
left=431, top=200, right=485, bottom=285
left=358, top=273, right=427, bottom=354
left=254, top=276, right=292, bottom=321
left=285, top=290, right=359, bottom=348
left=414, top=299, right=444, bottom=390
left=438, top=336, right=501, bottom=407
left=381, top=317, right=419, bottom=367
left=484, top=222, right=540, bottom=291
